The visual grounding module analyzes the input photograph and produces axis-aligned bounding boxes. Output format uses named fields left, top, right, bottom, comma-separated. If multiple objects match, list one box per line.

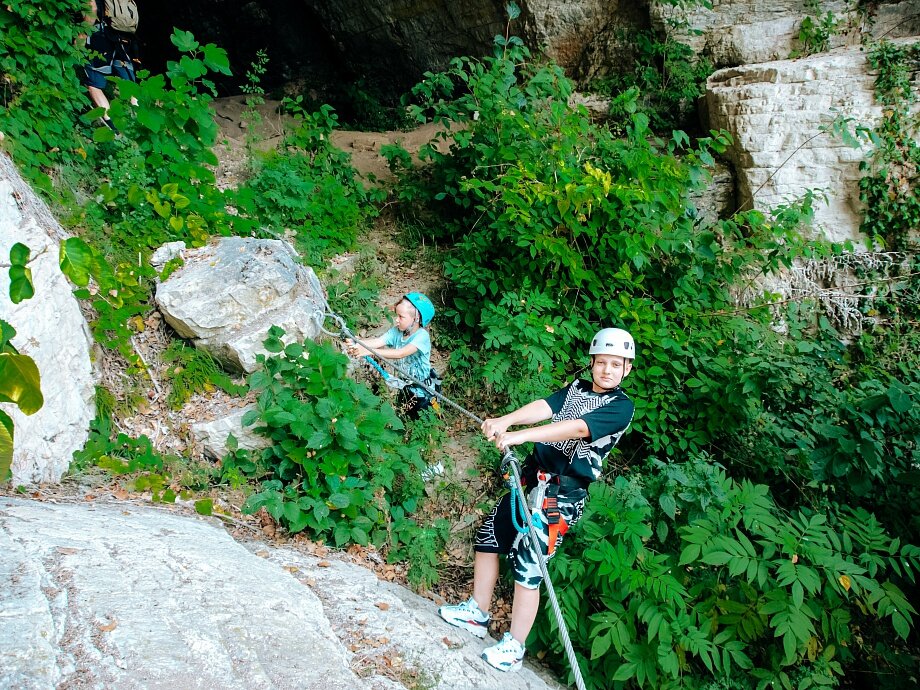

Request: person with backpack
left=438, top=328, right=636, bottom=672
left=346, top=292, right=440, bottom=420
left=81, top=0, right=140, bottom=131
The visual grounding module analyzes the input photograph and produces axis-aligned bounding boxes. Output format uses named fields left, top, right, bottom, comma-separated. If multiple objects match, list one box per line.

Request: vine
left=860, top=40, right=920, bottom=250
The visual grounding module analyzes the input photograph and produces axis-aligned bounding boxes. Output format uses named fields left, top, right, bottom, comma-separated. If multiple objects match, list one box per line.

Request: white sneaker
left=438, top=596, right=490, bottom=638
left=422, top=461, right=444, bottom=482
left=481, top=632, right=525, bottom=672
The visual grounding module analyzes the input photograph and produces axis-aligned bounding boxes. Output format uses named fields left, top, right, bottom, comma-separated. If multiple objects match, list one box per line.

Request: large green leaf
left=0, top=320, right=15, bottom=352
left=0, top=409, right=12, bottom=481
left=0, top=352, right=43, bottom=414
left=8, top=265, right=34, bottom=303
left=59, top=237, right=95, bottom=287
left=9, top=242, right=30, bottom=266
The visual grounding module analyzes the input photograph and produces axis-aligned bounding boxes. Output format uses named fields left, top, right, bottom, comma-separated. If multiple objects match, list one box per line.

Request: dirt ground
left=211, top=95, right=446, bottom=191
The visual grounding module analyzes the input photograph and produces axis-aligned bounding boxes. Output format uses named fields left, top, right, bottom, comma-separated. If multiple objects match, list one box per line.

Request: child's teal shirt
left=383, top=327, right=432, bottom=396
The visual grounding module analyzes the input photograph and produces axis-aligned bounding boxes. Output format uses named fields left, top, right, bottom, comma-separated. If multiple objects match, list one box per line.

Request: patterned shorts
left=474, top=480, right=587, bottom=589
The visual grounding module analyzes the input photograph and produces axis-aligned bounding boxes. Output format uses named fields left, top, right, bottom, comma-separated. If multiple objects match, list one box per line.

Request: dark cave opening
left=134, top=0, right=414, bottom=128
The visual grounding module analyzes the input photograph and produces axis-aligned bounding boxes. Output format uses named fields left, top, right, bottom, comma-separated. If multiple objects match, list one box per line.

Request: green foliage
left=241, top=48, right=269, bottom=170
left=791, top=1, right=839, bottom=58
left=72, top=409, right=177, bottom=500
left=235, top=101, right=383, bottom=265
left=61, top=237, right=152, bottom=371
left=0, top=0, right=93, bottom=189
left=160, top=341, right=246, bottom=410
left=531, top=458, right=919, bottom=689
left=233, top=329, right=430, bottom=552
left=859, top=41, right=920, bottom=250
left=324, top=256, right=389, bottom=332
left=381, top=142, right=413, bottom=174
left=93, top=30, right=236, bottom=248
left=405, top=34, right=825, bottom=434
left=591, top=27, right=713, bottom=134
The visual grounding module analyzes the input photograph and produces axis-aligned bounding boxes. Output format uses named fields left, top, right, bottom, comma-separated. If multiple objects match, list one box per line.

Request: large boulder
left=0, top=154, right=95, bottom=485
left=0, top=496, right=565, bottom=690
left=704, top=39, right=920, bottom=244
left=155, top=237, right=325, bottom=373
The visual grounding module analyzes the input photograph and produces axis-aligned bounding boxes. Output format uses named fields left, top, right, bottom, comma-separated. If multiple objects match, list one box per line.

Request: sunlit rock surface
left=0, top=154, right=95, bottom=485
left=0, top=497, right=565, bottom=690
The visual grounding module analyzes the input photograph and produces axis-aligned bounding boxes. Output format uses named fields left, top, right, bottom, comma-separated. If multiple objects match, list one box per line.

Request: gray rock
left=651, top=0, right=919, bottom=68
left=190, top=404, right=270, bottom=460
left=155, top=237, right=326, bottom=373
left=0, top=154, right=96, bottom=485
left=149, top=241, right=187, bottom=271
left=0, top=497, right=565, bottom=690
left=704, top=39, right=920, bottom=244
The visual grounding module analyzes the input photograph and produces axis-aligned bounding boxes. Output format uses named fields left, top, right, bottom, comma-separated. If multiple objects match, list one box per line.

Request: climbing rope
left=316, top=298, right=586, bottom=689
left=502, top=450, right=587, bottom=690
left=318, top=305, right=486, bottom=424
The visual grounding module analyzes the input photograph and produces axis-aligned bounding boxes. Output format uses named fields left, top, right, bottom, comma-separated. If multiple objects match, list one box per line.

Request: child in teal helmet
left=347, top=292, right=437, bottom=418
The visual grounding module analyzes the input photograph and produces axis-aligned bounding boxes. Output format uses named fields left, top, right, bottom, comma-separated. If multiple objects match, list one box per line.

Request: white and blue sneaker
left=438, top=597, right=490, bottom=638
left=481, top=631, right=525, bottom=672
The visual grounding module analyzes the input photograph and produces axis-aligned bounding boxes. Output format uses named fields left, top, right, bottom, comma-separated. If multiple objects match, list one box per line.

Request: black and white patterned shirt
left=532, top=379, right=634, bottom=484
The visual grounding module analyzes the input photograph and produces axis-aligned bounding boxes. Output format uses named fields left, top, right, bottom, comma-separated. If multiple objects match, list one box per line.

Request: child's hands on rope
left=344, top=339, right=371, bottom=358
left=482, top=418, right=523, bottom=451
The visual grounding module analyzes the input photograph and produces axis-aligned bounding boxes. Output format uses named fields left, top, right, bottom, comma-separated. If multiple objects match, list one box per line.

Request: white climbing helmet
left=589, top=328, right=635, bottom=359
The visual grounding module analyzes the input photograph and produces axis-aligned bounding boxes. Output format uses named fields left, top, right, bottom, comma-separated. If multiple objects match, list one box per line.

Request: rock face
left=704, top=39, right=920, bottom=244
left=190, top=404, right=271, bottom=460
left=651, top=0, right=920, bottom=68
left=0, top=154, right=95, bottom=485
left=0, top=496, right=565, bottom=690
left=155, top=237, right=325, bottom=373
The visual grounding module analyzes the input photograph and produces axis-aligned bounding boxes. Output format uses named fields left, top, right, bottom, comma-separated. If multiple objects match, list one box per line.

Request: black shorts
left=473, top=470, right=588, bottom=589
left=83, top=28, right=137, bottom=89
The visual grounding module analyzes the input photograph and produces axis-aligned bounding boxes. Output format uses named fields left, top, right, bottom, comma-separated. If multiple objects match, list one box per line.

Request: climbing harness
left=316, top=295, right=587, bottom=690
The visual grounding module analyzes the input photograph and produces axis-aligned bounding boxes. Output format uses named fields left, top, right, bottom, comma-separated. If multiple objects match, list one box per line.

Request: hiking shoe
left=481, top=632, right=525, bottom=672
left=100, top=117, right=120, bottom=135
left=438, top=597, right=490, bottom=638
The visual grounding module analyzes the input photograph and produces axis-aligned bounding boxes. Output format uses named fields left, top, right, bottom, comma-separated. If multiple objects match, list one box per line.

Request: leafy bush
left=0, top=0, right=92, bottom=190
left=592, top=29, right=713, bottom=134
left=532, top=458, right=919, bottom=689
left=859, top=41, right=920, bottom=250
left=791, top=1, right=839, bottom=58
left=93, top=29, right=237, bottom=251
left=405, top=33, right=825, bottom=444
left=234, top=329, right=430, bottom=550
left=235, top=102, right=383, bottom=264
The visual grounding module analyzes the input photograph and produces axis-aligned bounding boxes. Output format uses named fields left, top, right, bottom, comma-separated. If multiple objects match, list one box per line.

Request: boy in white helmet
left=438, top=328, right=636, bottom=672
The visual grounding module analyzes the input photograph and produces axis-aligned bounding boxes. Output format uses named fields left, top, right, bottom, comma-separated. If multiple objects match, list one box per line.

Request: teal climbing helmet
left=403, top=292, right=435, bottom=327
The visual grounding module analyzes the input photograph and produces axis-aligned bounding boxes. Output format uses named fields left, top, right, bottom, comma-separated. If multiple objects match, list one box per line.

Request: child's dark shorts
left=473, top=472, right=588, bottom=589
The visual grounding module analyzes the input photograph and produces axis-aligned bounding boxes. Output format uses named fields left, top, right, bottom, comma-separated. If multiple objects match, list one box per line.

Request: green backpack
left=103, top=0, right=139, bottom=34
